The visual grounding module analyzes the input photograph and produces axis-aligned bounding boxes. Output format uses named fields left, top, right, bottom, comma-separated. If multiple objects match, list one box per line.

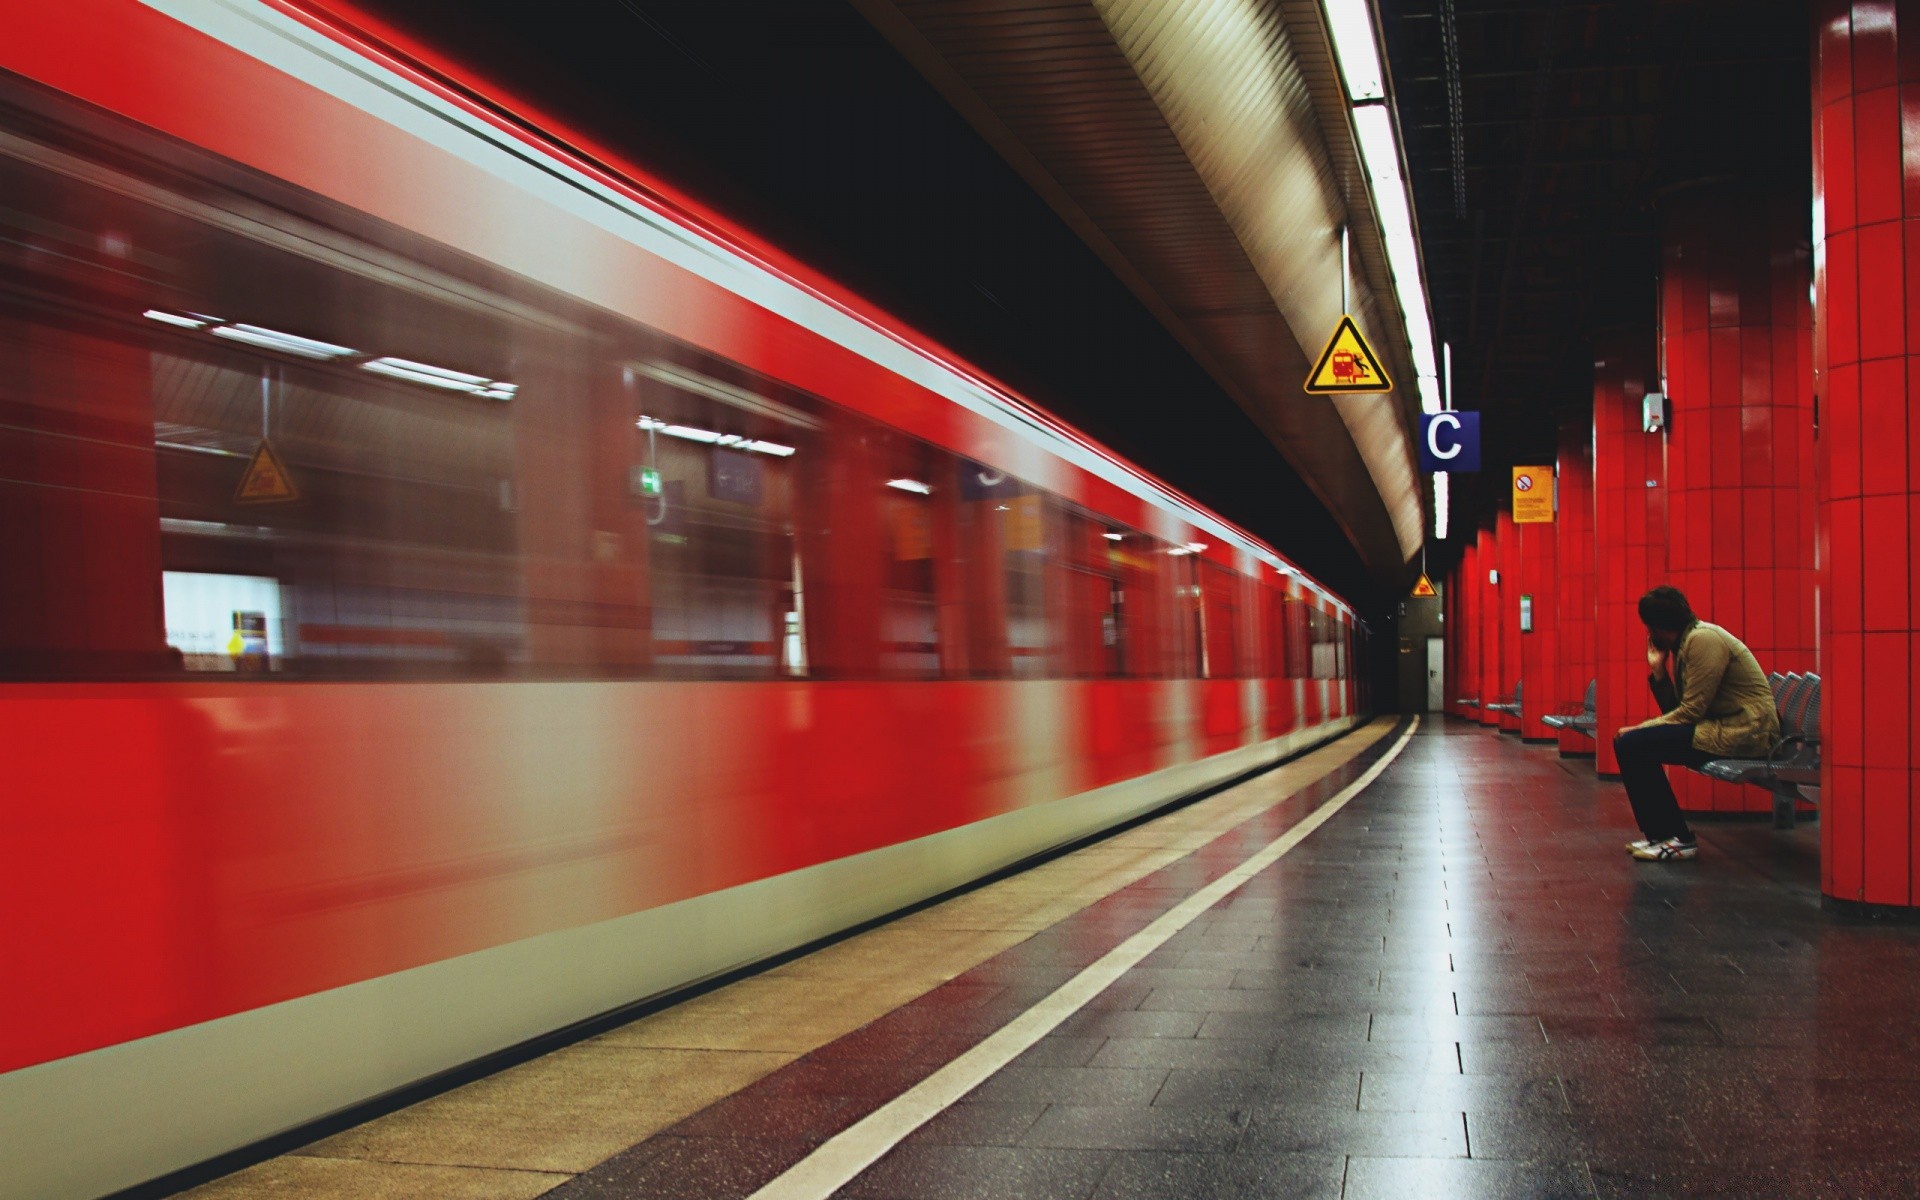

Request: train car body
left=0, top=3, right=1366, bottom=1195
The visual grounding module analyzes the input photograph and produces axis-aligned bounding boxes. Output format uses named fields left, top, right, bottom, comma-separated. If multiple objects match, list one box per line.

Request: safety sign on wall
left=1304, top=315, right=1393, bottom=394
left=1511, top=465, right=1554, bottom=523
left=1410, top=573, right=1438, bottom=598
left=1418, top=411, right=1480, bottom=472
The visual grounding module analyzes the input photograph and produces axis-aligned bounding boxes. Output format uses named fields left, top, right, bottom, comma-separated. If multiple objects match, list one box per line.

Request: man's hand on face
left=1646, top=642, right=1667, bottom=671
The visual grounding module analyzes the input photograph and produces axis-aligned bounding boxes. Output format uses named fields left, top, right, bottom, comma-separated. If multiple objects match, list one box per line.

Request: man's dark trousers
left=1614, top=724, right=1712, bottom=842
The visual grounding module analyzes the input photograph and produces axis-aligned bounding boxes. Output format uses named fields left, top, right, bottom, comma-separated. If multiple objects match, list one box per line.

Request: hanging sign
left=1512, top=465, right=1554, bottom=523
left=234, top=440, right=299, bottom=504
left=1418, top=411, right=1480, bottom=472
left=1304, top=315, right=1393, bottom=394
left=1410, top=573, right=1438, bottom=598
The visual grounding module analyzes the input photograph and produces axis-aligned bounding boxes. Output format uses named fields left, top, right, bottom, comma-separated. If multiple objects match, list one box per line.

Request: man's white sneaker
left=1630, top=837, right=1698, bottom=862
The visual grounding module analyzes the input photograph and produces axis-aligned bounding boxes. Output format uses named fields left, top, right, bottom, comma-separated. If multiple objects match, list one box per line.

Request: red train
left=0, top=2, right=1366, bottom=1194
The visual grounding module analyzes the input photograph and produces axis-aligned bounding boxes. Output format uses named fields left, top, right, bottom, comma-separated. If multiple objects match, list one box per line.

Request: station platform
left=179, top=717, right=1920, bottom=1200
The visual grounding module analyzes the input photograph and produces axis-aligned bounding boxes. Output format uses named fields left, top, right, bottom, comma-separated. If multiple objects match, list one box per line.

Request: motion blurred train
left=0, top=2, right=1367, bottom=1195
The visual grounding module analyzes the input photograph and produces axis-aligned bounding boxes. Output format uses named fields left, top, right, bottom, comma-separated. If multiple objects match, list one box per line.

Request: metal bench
left=1696, top=671, right=1820, bottom=830
left=1484, top=680, right=1523, bottom=718
left=1543, top=678, right=1598, bottom=739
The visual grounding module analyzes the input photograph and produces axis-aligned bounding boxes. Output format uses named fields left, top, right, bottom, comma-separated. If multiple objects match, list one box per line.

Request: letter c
left=1427, top=412, right=1462, bottom=460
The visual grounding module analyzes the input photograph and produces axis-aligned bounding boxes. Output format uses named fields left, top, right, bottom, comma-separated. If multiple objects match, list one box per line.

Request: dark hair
left=1637, top=585, right=1695, bottom=633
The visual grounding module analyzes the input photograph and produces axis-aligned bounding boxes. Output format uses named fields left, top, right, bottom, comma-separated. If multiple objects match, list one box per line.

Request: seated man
left=1615, top=586, right=1780, bottom=862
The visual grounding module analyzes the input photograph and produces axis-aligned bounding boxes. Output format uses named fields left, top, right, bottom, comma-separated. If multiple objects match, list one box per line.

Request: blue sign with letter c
left=1419, top=411, right=1480, bottom=473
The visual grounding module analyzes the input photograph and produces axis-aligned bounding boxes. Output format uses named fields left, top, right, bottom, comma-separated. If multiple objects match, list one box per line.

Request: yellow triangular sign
left=1410, top=573, right=1437, bottom=598
left=1304, top=314, right=1393, bottom=394
left=234, top=440, right=299, bottom=504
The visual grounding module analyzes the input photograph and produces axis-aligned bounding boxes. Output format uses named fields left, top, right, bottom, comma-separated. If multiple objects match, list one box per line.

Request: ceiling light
left=1434, top=472, right=1450, bottom=541
left=1321, top=0, right=1387, bottom=102
left=1104, top=532, right=1124, bottom=541
left=663, top=423, right=722, bottom=444
left=635, top=416, right=796, bottom=456
left=144, top=309, right=211, bottom=330
left=210, top=323, right=356, bottom=359
left=887, top=478, right=932, bottom=495
left=1351, top=102, right=1440, bottom=396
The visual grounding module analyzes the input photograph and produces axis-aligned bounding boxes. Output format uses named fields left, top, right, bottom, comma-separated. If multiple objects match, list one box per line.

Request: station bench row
left=1486, top=673, right=1821, bottom=830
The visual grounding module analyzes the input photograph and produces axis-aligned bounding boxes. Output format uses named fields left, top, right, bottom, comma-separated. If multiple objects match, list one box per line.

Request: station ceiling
left=1377, top=0, right=1809, bottom=556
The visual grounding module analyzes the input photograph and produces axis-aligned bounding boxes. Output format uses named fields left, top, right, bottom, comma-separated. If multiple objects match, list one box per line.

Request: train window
left=1197, top=560, right=1240, bottom=679
left=633, top=357, right=812, bottom=679
left=879, top=434, right=945, bottom=678
left=1059, top=508, right=1129, bottom=678
left=0, top=78, right=1317, bottom=688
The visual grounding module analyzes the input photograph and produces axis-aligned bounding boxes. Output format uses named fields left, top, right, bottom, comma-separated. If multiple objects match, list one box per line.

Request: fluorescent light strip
left=1322, top=0, right=1387, bottom=101
left=210, top=323, right=356, bottom=359
left=1434, top=472, right=1450, bottom=541
left=1103, top=532, right=1124, bottom=541
left=637, top=416, right=796, bottom=457
left=144, top=309, right=212, bottom=330
left=364, top=355, right=490, bottom=387
left=886, top=479, right=932, bottom=495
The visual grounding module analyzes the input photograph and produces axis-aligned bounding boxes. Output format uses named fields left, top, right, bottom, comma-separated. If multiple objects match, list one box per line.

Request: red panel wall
left=1478, top=524, right=1503, bottom=724
left=1659, top=186, right=1818, bottom=813
left=1555, top=414, right=1598, bottom=754
left=1495, top=511, right=1523, bottom=731
left=1593, top=332, right=1669, bottom=776
left=1812, top=0, right=1914, bottom=905
left=1518, top=515, right=1560, bottom=740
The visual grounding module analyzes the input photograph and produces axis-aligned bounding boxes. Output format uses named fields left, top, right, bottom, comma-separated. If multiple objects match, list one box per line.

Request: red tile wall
left=1593, top=332, right=1669, bottom=777
left=1813, top=0, right=1915, bottom=905
left=1518, top=513, right=1561, bottom=740
left=1495, top=511, right=1523, bottom=732
left=1659, top=187, right=1819, bottom=814
left=1478, top=523, right=1504, bottom=725
left=1555, top=415, right=1599, bottom=755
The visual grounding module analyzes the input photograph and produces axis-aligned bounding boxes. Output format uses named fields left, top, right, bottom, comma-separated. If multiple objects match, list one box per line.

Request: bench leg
left=1772, top=789, right=1797, bottom=831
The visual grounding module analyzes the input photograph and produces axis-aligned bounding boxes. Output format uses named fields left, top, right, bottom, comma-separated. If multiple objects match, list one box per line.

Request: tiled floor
left=186, top=717, right=1920, bottom=1199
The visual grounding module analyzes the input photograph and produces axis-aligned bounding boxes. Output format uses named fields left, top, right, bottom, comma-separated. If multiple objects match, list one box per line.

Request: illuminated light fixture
left=363, top=356, right=515, bottom=401
left=1433, top=472, right=1449, bottom=541
left=1187, top=542, right=1209, bottom=553
left=1321, top=0, right=1386, bottom=101
left=1104, top=532, right=1124, bottom=541
left=663, top=423, right=722, bottom=444
left=635, top=416, right=795, bottom=457
left=1328, top=0, right=1442, bottom=418
left=144, top=309, right=211, bottom=330
left=887, top=478, right=932, bottom=495
left=211, top=322, right=356, bottom=360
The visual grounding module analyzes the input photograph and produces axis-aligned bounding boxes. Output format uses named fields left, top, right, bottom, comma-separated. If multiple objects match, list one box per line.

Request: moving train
left=0, top=2, right=1367, bottom=1195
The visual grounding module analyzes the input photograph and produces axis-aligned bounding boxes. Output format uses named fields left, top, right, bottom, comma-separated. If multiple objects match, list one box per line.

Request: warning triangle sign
left=1410, top=573, right=1438, bottom=598
left=234, top=440, right=299, bottom=504
left=1304, top=314, right=1393, bottom=394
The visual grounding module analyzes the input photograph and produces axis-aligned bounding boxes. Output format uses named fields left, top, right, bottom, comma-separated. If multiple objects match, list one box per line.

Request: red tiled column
left=1478, top=523, right=1503, bottom=725
left=1555, top=415, right=1598, bottom=755
left=1495, top=511, right=1523, bottom=732
left=1659, top=185, right=1818, bottom=813
left=1518, top=515, right=1560, bottom=740
left=1813, top=0, right=1916, bottom=905
left=1593, top=332, right=1669, bottom=777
